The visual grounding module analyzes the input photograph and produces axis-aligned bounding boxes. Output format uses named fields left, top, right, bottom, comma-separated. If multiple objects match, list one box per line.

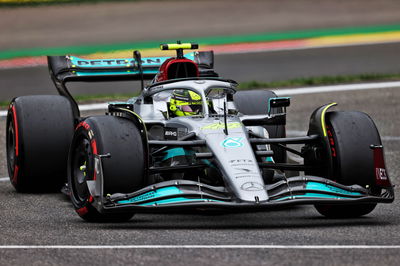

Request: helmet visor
left=181, top=104, right=202, bottom=114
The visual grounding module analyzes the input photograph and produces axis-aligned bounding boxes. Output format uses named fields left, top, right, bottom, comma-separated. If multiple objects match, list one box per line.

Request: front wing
left=87, top=158, right=394, bottom=213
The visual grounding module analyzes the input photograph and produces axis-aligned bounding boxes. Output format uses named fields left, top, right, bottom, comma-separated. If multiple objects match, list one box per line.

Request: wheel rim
left=71, top=136, right=94, bottom=203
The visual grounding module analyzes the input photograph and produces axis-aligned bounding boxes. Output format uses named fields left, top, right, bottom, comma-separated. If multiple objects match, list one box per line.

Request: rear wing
left=47, top=51, right=217, bottom=84
left=47, top=50, right=217, bottom=120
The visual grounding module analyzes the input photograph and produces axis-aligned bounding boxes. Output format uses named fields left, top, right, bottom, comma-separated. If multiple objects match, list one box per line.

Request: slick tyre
left=314, top=111, right=382, bottom=218
left=6, top=95, right=74, bottom=192
left=68, top=116, right=146, bottom=222
left=233, top=90, right=286, bottom=163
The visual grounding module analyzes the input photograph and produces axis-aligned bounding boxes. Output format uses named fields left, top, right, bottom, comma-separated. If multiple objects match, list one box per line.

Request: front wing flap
left=89, top=176, right=394, bottom=213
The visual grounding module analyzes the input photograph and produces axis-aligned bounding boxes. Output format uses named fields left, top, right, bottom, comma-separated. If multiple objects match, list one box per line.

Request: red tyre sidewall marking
left=11, top=105, right=19, bottom=184
left=13, top=165, right=19, bottom=184
left=76, top=206, right=89, bottom=216
left=75, top=122, right=98, bottom=215
left=88, top=195, right=94, bottom=203
left=76, top=121, right=90, bottom=131
left=326, top=126, right=336, bottom=158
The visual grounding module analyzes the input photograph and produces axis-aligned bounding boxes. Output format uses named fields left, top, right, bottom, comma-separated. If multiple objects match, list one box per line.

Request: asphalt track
left=0, top=42, right=400, bottom=102
left=0, top=76, right=399, bottom=264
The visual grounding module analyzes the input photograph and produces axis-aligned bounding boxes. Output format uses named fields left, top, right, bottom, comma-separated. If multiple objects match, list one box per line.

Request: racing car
left=6, top=42, right=394, bottom=222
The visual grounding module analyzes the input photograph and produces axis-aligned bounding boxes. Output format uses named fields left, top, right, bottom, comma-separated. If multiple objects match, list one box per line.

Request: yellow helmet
left=169, top=90, right=203, bottom=116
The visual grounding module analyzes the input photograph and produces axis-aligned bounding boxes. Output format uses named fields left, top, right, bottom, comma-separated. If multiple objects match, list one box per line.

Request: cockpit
left=148, top=80, right=237, bottom=120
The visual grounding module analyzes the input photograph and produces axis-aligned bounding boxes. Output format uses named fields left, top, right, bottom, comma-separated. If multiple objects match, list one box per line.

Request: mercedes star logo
left=240, top=182, right=264, bottom=191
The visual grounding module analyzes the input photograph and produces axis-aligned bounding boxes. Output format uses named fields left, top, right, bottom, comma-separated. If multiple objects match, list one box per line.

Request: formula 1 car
left=6, top=42, right=394, bottom=222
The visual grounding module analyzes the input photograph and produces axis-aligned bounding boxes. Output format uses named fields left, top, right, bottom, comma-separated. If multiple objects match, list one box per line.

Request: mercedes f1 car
left=6, top=42, right=394, bottom=221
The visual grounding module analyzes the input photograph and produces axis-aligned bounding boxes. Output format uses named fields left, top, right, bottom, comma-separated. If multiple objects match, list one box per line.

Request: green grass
left=2, top=23, right=400, bottom=60
left=0, top=100, right=10, bottom=108
left=1, top=73, right=399, bottom=109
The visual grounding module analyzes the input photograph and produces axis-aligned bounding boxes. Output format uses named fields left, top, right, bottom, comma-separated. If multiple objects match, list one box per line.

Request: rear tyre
left=68, top=116, right=146, bottom=222
left=6, top=95, right=74, bottom=192
left=233, top=90, right=286, bottom=163
left=314, top=111, right=381, bottom=218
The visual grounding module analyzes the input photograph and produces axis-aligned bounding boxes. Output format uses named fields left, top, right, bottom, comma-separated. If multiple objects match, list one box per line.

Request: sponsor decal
left=164, top=127, right=178, bottom=140
left=130, top=191, right=157, bottom=202
left=71, top=57, right=163, bottom=67
left=376, top=168, right=388, bottom=180
left=372, top=146, right=391, bottom=187
left=201, top=122, right=241, bottom=130
left=165, top=130, right=177, bottom=137
left=234, top=168, right=259, bottom=177
left=235, top=174, right=260, bottom=179
left=240, top=182, right=264, bottom=191
left=234, top=168, right=252, bottom=173
left=229, top=159, right=254, bottom=167
left=221, top=137, right=243, bottom=148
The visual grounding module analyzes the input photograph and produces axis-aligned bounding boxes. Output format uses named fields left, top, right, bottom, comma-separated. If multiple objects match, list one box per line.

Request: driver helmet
left=169, top=89, right=203, bottom=116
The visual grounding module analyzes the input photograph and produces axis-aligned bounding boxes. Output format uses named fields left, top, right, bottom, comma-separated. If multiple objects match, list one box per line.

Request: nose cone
left=200, top=124, right=269, bottom=202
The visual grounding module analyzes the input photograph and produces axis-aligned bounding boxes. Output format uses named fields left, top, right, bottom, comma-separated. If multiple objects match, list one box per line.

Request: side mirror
left=268, top=97, right=290, bottom=115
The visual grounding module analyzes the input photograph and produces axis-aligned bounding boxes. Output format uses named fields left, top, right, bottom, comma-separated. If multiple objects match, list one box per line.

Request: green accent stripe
left=305, top=182, right=363, bottom=196
left=139, top=197, right=222, bottom=206
left=276, top=193, right=359, bottom=201
left=1, top=24, right=400, bottom=60
left=117, top=186, right=182, bottom=204
left=162, top=148, right=187, bottom=161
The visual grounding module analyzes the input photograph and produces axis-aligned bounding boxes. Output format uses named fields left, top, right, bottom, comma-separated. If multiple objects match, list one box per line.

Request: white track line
left=78, top=103, right=108, bottom=111
left=273, top=81, right=400, bottom=96
left=0, top=245, right=400, bottom=249
left=0, top=81, right=399, bottom=117
left=0, top=177, right=9, bottom=182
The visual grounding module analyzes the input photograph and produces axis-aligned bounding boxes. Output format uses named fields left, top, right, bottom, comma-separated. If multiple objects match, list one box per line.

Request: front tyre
left=314, top=111, right=381, bottom=218
left=68, top=116, right=146, bottom=222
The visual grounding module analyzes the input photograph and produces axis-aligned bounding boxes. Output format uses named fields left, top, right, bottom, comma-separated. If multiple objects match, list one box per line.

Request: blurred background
left=0, top=0, right=399, bottom=103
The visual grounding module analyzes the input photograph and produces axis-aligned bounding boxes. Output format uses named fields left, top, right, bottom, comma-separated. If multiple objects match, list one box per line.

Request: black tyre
left=68, top=115, right=146, bottom=222
left=6, top=95, right=74, bottom=192
left=314, top=111, right=381, bottom=218
left=233, top=90, right=286, bottom=163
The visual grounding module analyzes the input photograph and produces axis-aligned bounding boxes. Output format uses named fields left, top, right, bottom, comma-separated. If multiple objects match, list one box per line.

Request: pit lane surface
left=0, top=85, right=399, bottom=265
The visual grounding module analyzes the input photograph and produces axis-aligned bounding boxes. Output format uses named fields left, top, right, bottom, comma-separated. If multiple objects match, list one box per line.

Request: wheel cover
left=70, top=136, right=94, bottom=203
